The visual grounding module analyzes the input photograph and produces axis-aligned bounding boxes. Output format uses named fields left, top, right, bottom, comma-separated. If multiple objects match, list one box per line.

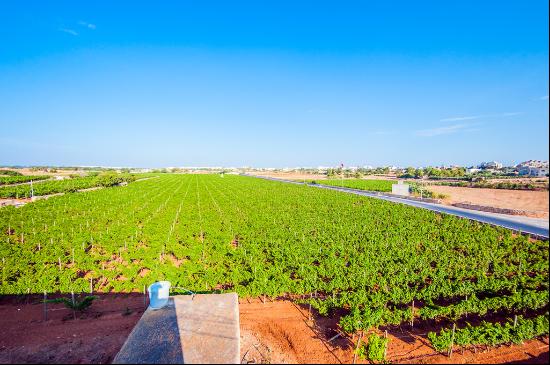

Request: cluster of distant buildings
left=89, top=161, right=550, bottom=178
left=469, top=160, right=549, bottom=177
left=515, top=160, right=549, bottom=177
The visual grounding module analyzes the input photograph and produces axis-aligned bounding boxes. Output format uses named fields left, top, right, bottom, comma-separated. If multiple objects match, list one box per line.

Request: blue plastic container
left=148, top=281, right=171, bottom=309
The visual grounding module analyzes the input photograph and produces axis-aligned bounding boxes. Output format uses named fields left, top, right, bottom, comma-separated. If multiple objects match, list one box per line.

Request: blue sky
left=0, top=1, right=548, bottom=168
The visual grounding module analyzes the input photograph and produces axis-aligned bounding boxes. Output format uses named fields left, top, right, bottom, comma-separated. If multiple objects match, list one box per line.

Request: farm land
left=0, top=173, right=548, bottom=363
left=256, top=170, right=549, bottom=219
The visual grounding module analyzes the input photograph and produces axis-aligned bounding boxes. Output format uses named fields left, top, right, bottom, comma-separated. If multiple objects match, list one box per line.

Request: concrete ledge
left=113, top=298, right=183, bottom=364
left=114, top=293, right=239, bottom=364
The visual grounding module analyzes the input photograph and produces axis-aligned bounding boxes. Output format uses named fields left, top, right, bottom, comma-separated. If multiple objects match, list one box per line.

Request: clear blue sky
left=0, top=1, right=548, bottom=168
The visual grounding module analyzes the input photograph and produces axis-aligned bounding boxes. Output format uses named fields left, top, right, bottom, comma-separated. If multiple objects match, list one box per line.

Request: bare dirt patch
left=166, top=253, right=184, bottom=267
left=0, top=294, right=145, bottom=364
left=429, top=185, right=549, bottom=219
left=0, top=198, right=31, bottom=208
left=137, top=268, right=150, bottom=277
left=239, top=298, right=352, bottom=364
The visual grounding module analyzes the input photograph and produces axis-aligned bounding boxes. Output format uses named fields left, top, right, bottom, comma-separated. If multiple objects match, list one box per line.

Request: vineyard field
left=0, top=175, right=50, bottom=186
left=313, top=179, right=394, bottom=192
left=0, top=174, right=547, bottom=350
left=0, top=174, right=139, bottom=198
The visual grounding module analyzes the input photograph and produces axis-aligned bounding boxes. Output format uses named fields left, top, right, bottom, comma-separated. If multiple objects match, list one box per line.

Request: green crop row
left=312, top=179, right=394, bottom=192
left=308, top=288, right=548, bottom=332
left=0, top=174, right=138, bottom=198
left=0, top=175, right=50, bottom=186
left=428, top=314, right=549, bottom=352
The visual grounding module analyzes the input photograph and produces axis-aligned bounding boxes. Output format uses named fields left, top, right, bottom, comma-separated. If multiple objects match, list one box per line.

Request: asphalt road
left=249, top=175, right=550, bottom=239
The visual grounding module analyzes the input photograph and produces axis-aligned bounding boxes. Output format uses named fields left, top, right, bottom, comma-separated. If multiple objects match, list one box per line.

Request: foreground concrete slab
left=113, top=298, right=183, bottom=364
left=113, top=293, right=240, bottom=364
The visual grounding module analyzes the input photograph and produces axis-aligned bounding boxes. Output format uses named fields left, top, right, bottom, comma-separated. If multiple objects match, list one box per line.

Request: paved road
left=249, top=175, right=549, bottom=239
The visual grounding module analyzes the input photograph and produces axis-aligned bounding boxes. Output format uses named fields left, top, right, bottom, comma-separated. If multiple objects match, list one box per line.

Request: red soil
left=0, top=295, right=547, bottom=364
left=0, top=294, right=145, bottom=364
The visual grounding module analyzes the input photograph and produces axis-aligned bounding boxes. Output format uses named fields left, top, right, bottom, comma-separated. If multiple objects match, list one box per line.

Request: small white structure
left=148, top=281, right=171, bottom=309
left=392, top=180, right=410, bottom=196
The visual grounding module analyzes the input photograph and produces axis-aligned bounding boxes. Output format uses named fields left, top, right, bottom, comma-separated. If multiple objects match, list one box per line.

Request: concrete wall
left=392, top=182, right=410, bottom=196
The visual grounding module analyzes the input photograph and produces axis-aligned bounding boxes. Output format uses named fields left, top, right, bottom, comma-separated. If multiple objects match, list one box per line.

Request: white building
left=519, top=166, right=549, bottom=177
left=479, top=161, right=503, bottom=169
left=517, top=160, right=549, bottom=177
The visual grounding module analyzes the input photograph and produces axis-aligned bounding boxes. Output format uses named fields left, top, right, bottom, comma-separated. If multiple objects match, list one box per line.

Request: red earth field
left=0, top=294, right=547, bottom=364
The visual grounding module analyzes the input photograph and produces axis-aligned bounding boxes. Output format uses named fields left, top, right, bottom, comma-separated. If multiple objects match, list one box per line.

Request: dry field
left=429, top=185, right=549, bottom=219
left=0, top=168, right=84, bottom=176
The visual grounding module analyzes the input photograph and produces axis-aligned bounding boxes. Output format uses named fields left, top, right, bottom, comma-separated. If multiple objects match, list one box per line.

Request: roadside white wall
left=392, top=181, right=410, bottom=196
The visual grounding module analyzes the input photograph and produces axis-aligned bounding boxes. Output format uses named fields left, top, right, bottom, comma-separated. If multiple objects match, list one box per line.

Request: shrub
left=0, top=170, right=23, bottom=176
left=46, top=295, right=98, bottom=312
left=357, top=333, right=388, bottom=363
left=96, top=173, right=123, bottom=187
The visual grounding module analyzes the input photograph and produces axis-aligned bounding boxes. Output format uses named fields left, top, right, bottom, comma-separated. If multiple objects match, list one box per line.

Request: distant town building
left=530, top=167, right=549, bottom=177
left=517, top=160, right=549, bottom=177
left=502, top=166, right=517, bottom=174
left=516, top=160, right=548, bottom=169
left=478, top=161, right=503, bottom=169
